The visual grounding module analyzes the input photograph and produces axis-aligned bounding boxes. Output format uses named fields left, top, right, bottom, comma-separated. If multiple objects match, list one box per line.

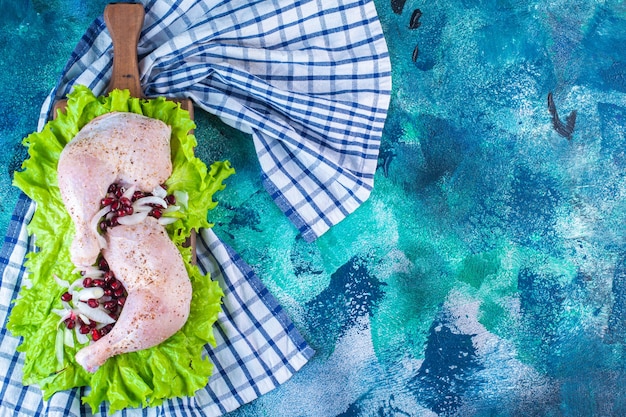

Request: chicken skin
left=75, top=217, right=192, bottom=372
left=57, top=112, right=172, bottom=268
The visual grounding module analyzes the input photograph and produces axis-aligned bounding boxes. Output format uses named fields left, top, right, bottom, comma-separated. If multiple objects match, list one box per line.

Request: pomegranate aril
left=115, top=187, right=125, bottom=198
left=120, top=197, right=132, bottom=207
left=65, top=318, right=76, bottom=329
left=111, top=200, right=121, bottom=211
left=117, top=296, right=126, bottom=307
left=113, top=287, right=125, bottom=298
left=99, top=220, right=108, bottom=232
left=87, top=298, right=99, bottom=308
left=165, top=194, right=176, bottom=205
left=124, top=206, right=134, bottom=215
left=108, top=184, right=117, bottom=194
left=99, top=258, right=109, bottom=270
left=93, top=279, right=105, bottom=288
left=104, top=300, right=117, bottom=311
left=104, top=270, right=115, bottom=284
left=109, top=279, right=122, bottom=290
left=132, top=191, right=145, bottom=201
left=101, top=324, right=114, bottom=336
left=89, top=320, right=98, bottom=329
left=61, top=291, right=72, bottom=302
left=83, top=277, right=93, bottom=288
left=150, top=208, right=162, bottom=219
left=101, top=197, right=115, bottom=207
left=79, top=325, right=91, bottom=335
left=91, top=329, right=102, bottom=341
left=104, top=288, right=113, bottom=297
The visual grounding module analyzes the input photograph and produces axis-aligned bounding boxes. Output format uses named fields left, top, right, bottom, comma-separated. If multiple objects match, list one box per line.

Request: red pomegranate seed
left=116, top=209, right=126, bottom=217
left=101, top=197, right=115, bottom=207
left=93, top=279, right=105, bottom=288
left=99, top=258, right=109, bottom=270
left=120, top=197, right=132, bottom=207
left=110, top=279, right=122, bottom=290
left=79, top=325, right=90, bottom=335
left=61, top=291, right=72, bottom=302
left=89, top=320, right=98, bottom=328
left=109, top=312, right=119, bottom=321
left=65, top=318, right=76, bottom=329
left=108, top=184, right=117, bottom=194
left=117, top=296, right=126, bottom=307
left=150, top=208, right=162, bottom=219
left=104, top=270, right=115, bottom=284
left=91, top=328, right=102, bottom=341
left=132, top=191, right=145, bottom=201
left=83, top=277, right=93, bottom=288
left=104, top=300, right=117, bottom=311
left=104, top=288, right=113, bottom=297
left=113, top=287, right=125, bottom=298
left=99, top=220, right=108, bottom=232
left=87, top=298, right=99, bottom=308
left=115, top=187, right=125, bottom=198
left=111, top=200, right=121, bottom=211
left=124, top=206, right=134, bottom=215
left=165, top=194, right=176, bottom=205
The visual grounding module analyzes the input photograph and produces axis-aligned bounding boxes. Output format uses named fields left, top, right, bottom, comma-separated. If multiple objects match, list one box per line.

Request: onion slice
left=55, top=329, right=65, bottom=367
left=133, top=196, right=168, bottom=209
left=76, top=301, right=116, bottom=325
left=116, top=210, right=150, bottom=225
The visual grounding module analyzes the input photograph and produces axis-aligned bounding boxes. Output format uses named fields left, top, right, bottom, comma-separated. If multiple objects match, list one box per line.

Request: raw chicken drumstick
left=57, top=111, right=192, bottom=372
left=75, top=217, right=192, bottom=372
left=57, top=112, right=172, bottom=268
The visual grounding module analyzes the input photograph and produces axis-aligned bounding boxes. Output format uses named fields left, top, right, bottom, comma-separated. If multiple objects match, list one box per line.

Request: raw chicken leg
left=75, top=217, right=192, bottom=372
left=57, top=112, right=172, bottom=268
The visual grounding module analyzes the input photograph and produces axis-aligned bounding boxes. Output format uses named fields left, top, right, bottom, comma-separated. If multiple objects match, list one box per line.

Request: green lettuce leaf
left=8, top=85, right=235, bottom=413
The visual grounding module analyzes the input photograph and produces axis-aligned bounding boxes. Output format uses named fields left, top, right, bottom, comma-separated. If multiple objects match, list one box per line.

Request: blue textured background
left=2, top=0, right=626, bottom=416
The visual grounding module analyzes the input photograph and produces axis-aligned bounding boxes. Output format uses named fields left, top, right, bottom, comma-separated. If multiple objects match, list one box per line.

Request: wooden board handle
left=104, top=3, right=145, bottom=97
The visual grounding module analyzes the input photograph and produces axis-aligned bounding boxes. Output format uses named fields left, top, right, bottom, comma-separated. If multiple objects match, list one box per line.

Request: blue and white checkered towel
left=0, top=0, right=391, bottom=415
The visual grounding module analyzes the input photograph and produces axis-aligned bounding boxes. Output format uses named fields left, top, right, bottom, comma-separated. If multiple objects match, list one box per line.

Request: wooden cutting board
left=53, top=2, right=197, bottom=262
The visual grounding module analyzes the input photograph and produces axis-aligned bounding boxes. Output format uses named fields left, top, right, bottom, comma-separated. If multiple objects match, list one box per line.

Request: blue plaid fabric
left=1, top=0, right=390, bottom=415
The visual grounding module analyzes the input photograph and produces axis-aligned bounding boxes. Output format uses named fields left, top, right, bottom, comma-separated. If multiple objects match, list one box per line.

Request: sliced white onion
left=90, top=205, right=111, bottom=231
left=52, top=308, right=70, bottom=318
left=76, top=301, right=116, bottom=325
left=116, top=210, right=150, bottom=225
left=55, top=329, right=64, bottom=367
left=122, top=184, right=137, bottom=200
left=173, top=191, right=188, bottom=209
left=152, top=185, right=168, bottom=199
left=53, top=274, right=70, bottom=289
left=163, top=205, right=180, bottom=214
left=77, top=287, right=104, bottom=301
left=158, top=217, right=178, bottom=225
left=75, top=328, right=89, bottom=345
left=78, top=313, right=91, bottom=325
left=64, top=327, right=75, bottom=348
left=133, top=195, right=167, bottom=209
left=81, top=269, right=105, bottom=279
left=68, top=277, right=85, bottom=292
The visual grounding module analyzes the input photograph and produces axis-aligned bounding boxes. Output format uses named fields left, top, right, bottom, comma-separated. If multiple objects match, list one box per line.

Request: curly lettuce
left=8, top=85, right=235, bottom=413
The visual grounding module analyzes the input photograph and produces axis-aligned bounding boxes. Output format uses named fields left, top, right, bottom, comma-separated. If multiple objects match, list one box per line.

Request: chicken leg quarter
left=57, top=112, right=172, bottom=268
left=75, top=217, right=192, bottom=372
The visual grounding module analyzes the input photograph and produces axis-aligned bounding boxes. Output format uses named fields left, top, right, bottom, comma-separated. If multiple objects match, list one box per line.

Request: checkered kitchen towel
left=0, top=0, right=391, bottom=416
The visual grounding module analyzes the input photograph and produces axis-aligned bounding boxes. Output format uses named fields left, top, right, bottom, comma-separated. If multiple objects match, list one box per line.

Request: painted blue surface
left=2, top=0, right=626, bottom=416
